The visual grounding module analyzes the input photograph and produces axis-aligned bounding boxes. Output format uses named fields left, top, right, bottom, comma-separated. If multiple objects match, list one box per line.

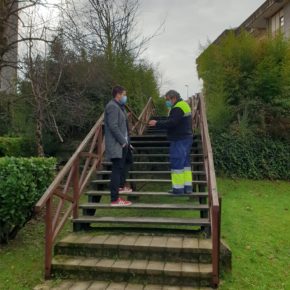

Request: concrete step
left=55, top=234, right=212, bottom=263
left=72, top=216, right=210, bottom=227
left=51, top=256, right=212, bottom=287
left=35, top=280, right=214, bottom=290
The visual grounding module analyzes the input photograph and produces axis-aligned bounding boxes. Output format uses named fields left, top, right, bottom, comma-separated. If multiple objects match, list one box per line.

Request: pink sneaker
left=111, top=198, right=132, bottom=206
left=119, top=187, right=133, bottom=193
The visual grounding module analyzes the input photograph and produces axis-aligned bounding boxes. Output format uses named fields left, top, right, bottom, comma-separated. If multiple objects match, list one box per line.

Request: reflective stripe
left=184, top=182, right=192, bottom=186
left=172, top=184, right=184, bottom=189
left=171, top=169, right=184, bottom=174
left=173, top=100, right=191, bottom=115
left=172, top=172, right=184, bottom=186
left=184, top=167, right=191, bottom=171
left=184, top=168, right=192, bottom=184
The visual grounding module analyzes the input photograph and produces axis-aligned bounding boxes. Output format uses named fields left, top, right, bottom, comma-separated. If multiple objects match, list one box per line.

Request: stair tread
left=38, top=280, right=214, bottom=290
left=131, top=135, right=168, bottom=138
left=132, top=154, right=204, bottom=157
left=72, top=216, right=210, bottom=226
left=102, top=161, right=204, bottom=165
left=58, top=233, right=212, bottom=251
left=131, top=140, right=199, bottom=144
left=79, top=203, right=209, bottom=210
left=92, top=179, right=207, bottom=184
left=129, top=147, right=202, bottom=150
left=97, top=171, right=206, bottom=174
left=52, top=255, right=212, bottom=276
left=86, top=191, right=209, bottom=197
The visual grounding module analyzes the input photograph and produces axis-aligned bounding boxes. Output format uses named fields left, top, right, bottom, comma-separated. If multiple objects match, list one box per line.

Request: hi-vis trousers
left=169, top=137, right=193, bottom=194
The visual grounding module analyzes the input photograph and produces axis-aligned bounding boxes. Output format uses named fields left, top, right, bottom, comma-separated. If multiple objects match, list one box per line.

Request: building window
left=280, top=16, right=285, bottom=28
left=271, top=9, right=284, bottom=35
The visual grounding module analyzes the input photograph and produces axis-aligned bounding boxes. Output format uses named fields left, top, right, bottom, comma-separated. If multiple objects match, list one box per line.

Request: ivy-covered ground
left=0, top=178, right=289, bottom=290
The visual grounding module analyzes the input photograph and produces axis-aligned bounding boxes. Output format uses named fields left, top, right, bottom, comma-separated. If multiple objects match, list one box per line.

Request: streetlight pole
left=185, top=84, right=189, bottom=99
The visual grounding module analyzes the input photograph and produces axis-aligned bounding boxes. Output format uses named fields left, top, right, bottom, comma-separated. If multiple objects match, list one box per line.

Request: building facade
left=238, top=0, right=290, bottom=39
left=0, top=1, right=18, bottom=94
left=210, top=0, right=290, bottom=46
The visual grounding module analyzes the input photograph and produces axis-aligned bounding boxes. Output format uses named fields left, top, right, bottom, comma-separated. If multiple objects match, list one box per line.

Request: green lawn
left=218, top=178, right=290, bottom=290
left=0, top=178, right=289, bottom=290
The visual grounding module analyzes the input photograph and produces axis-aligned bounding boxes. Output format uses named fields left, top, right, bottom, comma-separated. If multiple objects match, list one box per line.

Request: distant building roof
left=197, top=0, right=290, bottom=61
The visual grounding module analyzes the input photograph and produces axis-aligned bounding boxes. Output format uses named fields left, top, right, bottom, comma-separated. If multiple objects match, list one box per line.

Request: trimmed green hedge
left=0, top=137, right=36, bottom=157
left=0, top=157, right=56, bottom=243
left=212, top=133, right=290, bottom=180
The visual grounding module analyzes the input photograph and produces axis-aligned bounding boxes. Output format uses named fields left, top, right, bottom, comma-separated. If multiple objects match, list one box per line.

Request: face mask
left=120, top=95, right=128, bottom=105
left=165, top=100, right=172, bottom=108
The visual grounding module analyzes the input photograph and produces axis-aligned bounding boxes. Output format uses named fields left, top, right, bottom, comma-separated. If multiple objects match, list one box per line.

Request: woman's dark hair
left=112, top=85, right=126, bottom=98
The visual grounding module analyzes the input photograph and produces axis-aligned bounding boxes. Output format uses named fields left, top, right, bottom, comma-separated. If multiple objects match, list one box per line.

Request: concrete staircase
left=50, top=233, right=213, bottom=289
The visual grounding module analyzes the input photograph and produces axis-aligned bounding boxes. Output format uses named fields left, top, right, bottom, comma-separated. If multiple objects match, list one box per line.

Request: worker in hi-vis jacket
left=149, top=90, right=193, bottom=194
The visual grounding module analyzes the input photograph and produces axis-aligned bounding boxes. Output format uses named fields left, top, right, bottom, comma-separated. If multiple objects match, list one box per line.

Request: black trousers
left=110, top=146, right=133, bottom=202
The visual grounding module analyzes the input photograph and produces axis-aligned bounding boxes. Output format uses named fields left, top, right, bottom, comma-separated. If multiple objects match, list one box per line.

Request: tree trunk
left=35, top=101, right=44, bottom=157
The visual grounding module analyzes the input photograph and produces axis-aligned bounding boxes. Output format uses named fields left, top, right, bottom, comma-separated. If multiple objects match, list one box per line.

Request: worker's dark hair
left=165, top=90, right=181, bottom=100
left=112, top=85, right=126, bottom=98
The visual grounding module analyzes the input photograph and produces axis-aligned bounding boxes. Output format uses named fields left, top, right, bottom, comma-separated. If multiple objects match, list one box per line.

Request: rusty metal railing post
left=44, top=197, right=53, bottom=279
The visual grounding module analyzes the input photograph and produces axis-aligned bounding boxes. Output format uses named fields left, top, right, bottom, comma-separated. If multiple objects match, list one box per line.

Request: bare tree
left=60, top=0, right=164, bottom=62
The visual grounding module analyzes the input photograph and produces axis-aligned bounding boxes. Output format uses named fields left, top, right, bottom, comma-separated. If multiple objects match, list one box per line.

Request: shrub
left=0, top=137, right=23, bottom=156
left=197, top=32, right=290, bottom=140
left=212, top=133, right=290, bottom=180
left=0, top=157, right=56, bottom=243
left=0, top=137, right=36, bottom=157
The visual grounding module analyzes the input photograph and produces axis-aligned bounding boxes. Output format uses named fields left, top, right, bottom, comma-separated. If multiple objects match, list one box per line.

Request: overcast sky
left=136, top=0, right=265, bottom=98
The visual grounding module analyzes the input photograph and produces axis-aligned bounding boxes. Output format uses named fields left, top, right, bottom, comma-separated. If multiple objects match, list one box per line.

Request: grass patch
left=0, top=217, right=46, bottom=290
left=218, top=178, right=290, bottom=290
left=0, top=178, right=289, bottom=289
left=0, top=216, right=71, bottom=290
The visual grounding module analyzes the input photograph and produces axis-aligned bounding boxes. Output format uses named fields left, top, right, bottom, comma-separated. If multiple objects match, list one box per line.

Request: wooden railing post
left=212, top=205, right=220, bottom=286
left=73, top=157, right=80, bottom=219
left=97, top=126, right=103, bottom=157
left=44, top=197, right=53, bottom=279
